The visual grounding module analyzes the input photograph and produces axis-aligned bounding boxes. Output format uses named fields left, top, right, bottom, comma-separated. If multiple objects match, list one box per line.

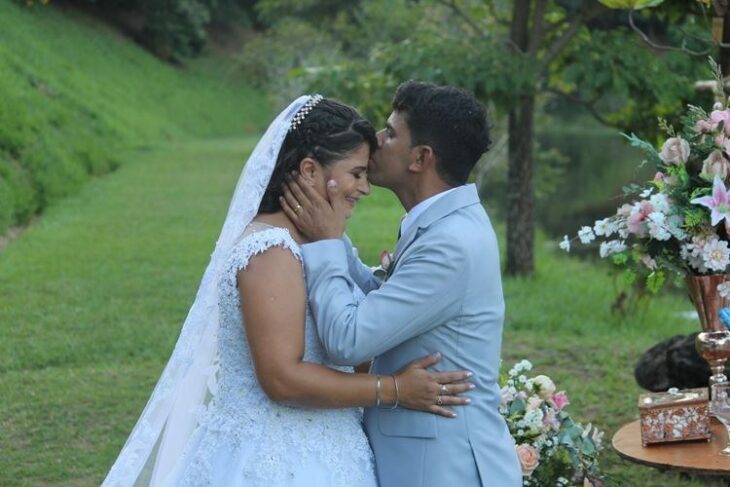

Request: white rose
left=533, top=375, right=556, bottom=399
left=659, top=137, right=690, bottom=165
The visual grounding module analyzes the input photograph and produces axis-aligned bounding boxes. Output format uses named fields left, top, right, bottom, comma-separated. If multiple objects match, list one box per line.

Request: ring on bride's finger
left=436, top=395, right=443, bottom=406
left=440, top=384, right=448, bottom=395
left=295, top=204, right=302, bottom=212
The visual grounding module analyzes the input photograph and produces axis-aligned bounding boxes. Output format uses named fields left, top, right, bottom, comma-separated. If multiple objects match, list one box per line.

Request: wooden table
left=613, top=419, right=730, bottom=480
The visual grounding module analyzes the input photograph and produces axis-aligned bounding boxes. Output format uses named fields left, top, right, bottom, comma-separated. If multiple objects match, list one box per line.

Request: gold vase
left=686, top=274, right=730, bottom=332
left=688, top=274, right=730, bottom=386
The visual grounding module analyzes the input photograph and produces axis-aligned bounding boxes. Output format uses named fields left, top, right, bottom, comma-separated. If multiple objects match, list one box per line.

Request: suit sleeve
left=302, top=233, right=466, bottom=365
left=340, top=234, right=382, bottom=294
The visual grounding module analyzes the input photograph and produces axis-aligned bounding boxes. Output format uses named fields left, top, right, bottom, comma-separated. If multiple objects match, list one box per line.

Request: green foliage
left=238, top=18, right=344, bottom=106
left=142, top=0, right=215, bottom=59
left=0, top=1, right=269, bottom=235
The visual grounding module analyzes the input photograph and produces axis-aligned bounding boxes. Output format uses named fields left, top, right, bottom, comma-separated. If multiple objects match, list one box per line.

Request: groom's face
left=369, top=110, right=414, bottom=189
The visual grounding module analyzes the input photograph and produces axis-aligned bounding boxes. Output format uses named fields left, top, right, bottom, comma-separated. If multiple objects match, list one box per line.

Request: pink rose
left=696, top=118, right=714, bottom=134
left=659, top=137, right=690, bottom=165
left=711, top=109, right=730, bottom=135
left=653, top=171, right=665, bottom=183
left=549, top=391, right=570, bottom=411
left=515, top=444, right=540, bottom=476
left=701, top=150, right=730, bottom=181
left=626, top=201, right=653, bottom=236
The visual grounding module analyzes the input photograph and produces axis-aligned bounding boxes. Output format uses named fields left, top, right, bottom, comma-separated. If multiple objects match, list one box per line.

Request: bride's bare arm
left=238, top=247, right=473, bottom=418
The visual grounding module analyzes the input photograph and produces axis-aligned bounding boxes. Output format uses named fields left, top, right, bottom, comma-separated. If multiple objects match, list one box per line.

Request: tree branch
left=627, top=9, right=715, bottom=55
left=434, top=0, right=487, bottom=38
left=545, top=87, right=616, bottom=127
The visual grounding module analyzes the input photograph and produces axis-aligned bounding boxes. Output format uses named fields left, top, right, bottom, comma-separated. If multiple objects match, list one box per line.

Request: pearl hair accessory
left=288, top=94, right=324, bottom=132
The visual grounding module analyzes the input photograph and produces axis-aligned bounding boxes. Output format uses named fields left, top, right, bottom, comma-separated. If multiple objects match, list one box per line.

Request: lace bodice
left=175, top=224, right=374, bottom=486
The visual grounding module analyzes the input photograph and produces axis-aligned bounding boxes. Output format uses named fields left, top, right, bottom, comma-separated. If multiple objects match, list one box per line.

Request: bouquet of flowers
left=561, top=64, right=730, bottom=296
left=500, top=360, right=604, bottom=486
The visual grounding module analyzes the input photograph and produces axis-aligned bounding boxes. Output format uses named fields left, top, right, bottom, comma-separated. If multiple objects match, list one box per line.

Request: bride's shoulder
left=226, top=223, right=302, bottom=273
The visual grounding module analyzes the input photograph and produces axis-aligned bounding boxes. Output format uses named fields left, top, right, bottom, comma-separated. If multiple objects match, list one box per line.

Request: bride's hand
left=393, top=352, right=474, bottom=418
left=281, top=173, right=347, bottom=241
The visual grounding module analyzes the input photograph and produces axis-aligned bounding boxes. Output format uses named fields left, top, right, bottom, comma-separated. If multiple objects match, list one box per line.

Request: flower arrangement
left=500, top=360, right=604, bottom=486
left=561, top=62, right=730, bottom=296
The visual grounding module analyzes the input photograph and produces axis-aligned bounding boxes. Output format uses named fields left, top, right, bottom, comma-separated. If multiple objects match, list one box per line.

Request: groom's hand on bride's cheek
left=281, top=174, right=346, bottom=240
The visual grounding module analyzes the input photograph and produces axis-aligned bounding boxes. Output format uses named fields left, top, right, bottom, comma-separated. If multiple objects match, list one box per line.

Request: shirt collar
left=399, top=187, right=460, bottom=238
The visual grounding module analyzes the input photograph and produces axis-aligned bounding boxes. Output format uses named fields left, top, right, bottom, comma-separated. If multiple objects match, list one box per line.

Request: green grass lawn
left=0, top=132, right=725, bottom=486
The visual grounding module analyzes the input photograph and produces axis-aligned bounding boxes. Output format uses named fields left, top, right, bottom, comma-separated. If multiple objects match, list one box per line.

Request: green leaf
left=509, top=397, right=526, bottom=416
left=612, top=252, right=628, bottom=265
left=623, top=268, right=637, bottom=285
left=598, top=0, right=664, bottom=9
left=621, top=133, right=660, bottom=161
left=646, top=270, right=666, bottom=294
left=581, top=438, right=597, bottom=456
left=622, top=183, right=643, bottom=195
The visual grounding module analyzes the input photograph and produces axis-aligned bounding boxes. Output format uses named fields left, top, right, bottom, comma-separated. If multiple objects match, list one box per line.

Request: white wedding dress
left=163, top=223, right=377, bottom=487
left=102, top=96, right=376, bottom=487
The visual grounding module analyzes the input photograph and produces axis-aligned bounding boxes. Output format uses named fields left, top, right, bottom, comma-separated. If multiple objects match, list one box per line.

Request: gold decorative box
left=638, top=387, right=711, bottom=446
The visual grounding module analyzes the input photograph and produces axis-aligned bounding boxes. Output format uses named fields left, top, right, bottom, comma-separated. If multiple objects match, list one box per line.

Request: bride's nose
left=359, top=178, right=370, bottom=196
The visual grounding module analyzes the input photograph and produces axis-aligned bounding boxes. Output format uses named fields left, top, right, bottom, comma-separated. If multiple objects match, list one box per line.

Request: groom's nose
left=376, top=129, right=386, bottom=147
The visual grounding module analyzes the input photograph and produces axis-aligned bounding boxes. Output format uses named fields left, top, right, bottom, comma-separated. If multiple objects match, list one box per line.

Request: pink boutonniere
left=374, top=250, right=394, bottom=281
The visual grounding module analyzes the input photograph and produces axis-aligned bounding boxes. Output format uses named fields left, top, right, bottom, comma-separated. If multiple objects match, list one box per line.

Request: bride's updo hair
left=258, top=98, right=377, bottom=213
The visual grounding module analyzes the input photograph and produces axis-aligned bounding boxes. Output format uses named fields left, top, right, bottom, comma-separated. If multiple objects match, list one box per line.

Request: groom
left=283, top=81, right=521, bottom=486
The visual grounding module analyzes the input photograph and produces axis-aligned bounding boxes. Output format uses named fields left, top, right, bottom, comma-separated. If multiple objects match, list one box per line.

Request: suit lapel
left=391, top=184, right=481, bottom=264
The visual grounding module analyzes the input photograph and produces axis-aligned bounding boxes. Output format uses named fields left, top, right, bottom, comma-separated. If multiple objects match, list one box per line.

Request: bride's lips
left=345, top=196, right=359, bottom=207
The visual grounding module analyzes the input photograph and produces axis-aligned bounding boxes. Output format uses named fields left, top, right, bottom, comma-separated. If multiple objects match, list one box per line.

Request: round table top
left=612, top=419, right=730, bottom=476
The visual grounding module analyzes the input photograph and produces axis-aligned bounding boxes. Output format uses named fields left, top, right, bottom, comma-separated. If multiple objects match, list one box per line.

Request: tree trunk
left=506, top=96, right=535, bottom=276
left=505, top=0, right=536, bottom=276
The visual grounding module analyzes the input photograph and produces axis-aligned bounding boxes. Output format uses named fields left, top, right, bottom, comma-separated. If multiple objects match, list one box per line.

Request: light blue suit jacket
left=301, top=184, right=521, bottom=487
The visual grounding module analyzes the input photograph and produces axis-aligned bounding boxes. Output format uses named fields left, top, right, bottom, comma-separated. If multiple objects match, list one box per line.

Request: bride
left=102, top=95, right=473, bottom=487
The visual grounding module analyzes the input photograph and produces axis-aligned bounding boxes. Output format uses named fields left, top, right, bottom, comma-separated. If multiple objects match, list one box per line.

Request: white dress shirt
left=399, top=186, right=460, bottom=238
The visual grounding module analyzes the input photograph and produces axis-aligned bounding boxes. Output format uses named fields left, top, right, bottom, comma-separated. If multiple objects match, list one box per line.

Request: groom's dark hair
left=392, top=81, right=490, bottom=186
left=259, top=98, right=377, bottom=213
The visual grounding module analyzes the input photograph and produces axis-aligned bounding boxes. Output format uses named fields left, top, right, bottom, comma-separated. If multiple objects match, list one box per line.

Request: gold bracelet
left=390, top=375, right=399, bottom=410
left=375, top=375, right=382, bottom=407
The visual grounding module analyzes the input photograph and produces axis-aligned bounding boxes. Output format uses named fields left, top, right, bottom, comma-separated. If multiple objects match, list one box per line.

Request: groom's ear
left=299, top=157, right=320, bottom=183
left=408, top=145, right=436, bottom=173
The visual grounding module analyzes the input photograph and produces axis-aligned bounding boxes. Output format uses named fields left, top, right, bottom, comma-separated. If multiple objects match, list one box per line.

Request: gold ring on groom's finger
left=440, top=384, right=448, bottom=395
left=436, top=395, right=443, bottom=406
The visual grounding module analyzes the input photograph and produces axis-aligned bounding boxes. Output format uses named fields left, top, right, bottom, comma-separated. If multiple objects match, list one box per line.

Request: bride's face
left=302, top=143, right=371, bottom=219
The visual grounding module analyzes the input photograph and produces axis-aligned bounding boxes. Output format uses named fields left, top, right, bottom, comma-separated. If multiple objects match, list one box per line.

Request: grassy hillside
left=0, top=1, right=269, bottom=235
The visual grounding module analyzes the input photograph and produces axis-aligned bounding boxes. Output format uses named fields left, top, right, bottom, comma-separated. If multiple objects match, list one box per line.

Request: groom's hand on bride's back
left=281, top=174, right=347, bottom=241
